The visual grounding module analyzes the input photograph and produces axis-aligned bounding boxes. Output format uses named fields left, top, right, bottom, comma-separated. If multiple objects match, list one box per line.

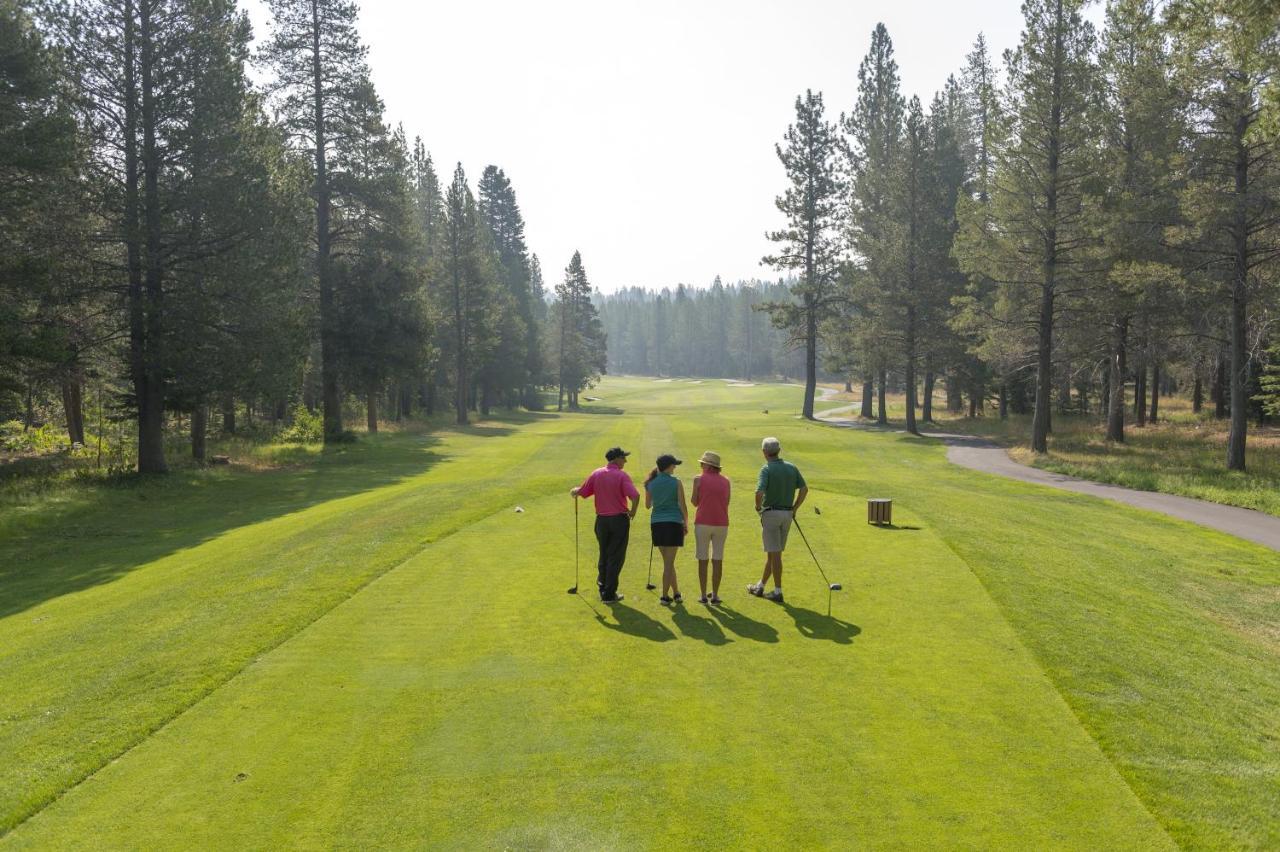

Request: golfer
left=644, top=454, right=688, bottom=605
left=571, top=447, right=640, bottom=603
left=690, top=450, right=730, bottom=604
left=748, top=436, right=807, bottom=602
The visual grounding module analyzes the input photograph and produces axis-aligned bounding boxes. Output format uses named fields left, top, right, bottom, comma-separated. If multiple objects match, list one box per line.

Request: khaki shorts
left=694, top=524, right=728, bottom=560
left=760, top=509, right=792, bottom=553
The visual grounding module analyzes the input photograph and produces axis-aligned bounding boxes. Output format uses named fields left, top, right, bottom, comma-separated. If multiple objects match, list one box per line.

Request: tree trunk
left=1135, top=364, right=1147, bottom=427
left=801, top=306, right=817, bottom=420
left=946, top=375, right=963, bottom=412
left=998, top=383, right=1008, bottom=420
left=861, top=376, right=874, bottom=418
left=312, top=1, right=341, bottom=443
left=136, top=0, right=166, bottom=473
left=366, top=382, right=378, bottom=433
left=1213, top=351, right=1227, bottom=418
left=221, top=393, right=235, bottom=434
left=192, top=402, right=207, bottom=463
left=1107, top=319, right=1127, bottom=442
left=1226, top=117, right=1249, bottom=471
left=844, top=379, right=853, bottom=393
left=1193, top=373, right=1203, bottom=414
left=922, top=370, right=935, bottom=423
left=61, top=370, right=85, bottom=445
left=1030, top=276, right=1054, bottom=453
left=23, top=379, right=35, bottom=431
left=876, top=367, right=887, bottom=425
left=480, top=381, right=492, bottom=418
left=904, top=309, right=918, bottom=435
left=1150, top=363, right=1160, bottom=424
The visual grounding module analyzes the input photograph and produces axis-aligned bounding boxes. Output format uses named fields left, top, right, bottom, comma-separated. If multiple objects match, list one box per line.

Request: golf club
left=645, top=544, right=657, bottom=591
left=792, top=517, right=841, bottom=616
left=567, top=497, right=579, bottom=594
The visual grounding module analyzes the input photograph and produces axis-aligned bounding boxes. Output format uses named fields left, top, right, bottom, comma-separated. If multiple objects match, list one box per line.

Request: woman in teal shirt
left=645, top=453, right=689, bottom=604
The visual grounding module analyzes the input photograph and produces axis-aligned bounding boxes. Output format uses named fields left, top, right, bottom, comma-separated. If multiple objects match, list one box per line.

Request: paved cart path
left=818, top=402, right=1280, bottom=553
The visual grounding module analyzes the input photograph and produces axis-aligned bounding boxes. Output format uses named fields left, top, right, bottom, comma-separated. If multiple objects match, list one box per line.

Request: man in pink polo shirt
left=570, top=447, right=640, bottom=603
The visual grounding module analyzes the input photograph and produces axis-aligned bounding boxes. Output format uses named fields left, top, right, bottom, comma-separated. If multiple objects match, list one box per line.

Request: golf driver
left=792, top=517, right=841, bottom=616
left=645, top=545, right=657, bottom=591
left=567, top=497, right=579, bottom=594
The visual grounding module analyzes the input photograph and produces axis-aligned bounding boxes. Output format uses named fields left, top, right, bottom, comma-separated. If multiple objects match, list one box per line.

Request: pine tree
left=262, top=0, right=372, bottom=442
left=762, top=89, right=847, bottom=419
left=163, top=0, right=312, bottom=459
left=1097, top=0, right=1184, bottom=443
left=1167, top=0, right=1280, bottom=470
left=478, top=165, right=540, bottom=407
left=0, top=0, right=84, bottom=441
left=437, top=163, right=494, bottom=425
left=553, top=251, right=605, bottom=409
left=956, top=0, right=1101, bottom=453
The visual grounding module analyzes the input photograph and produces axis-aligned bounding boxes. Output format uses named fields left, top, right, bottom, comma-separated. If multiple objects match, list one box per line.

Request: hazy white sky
left=246, top=1, right=1093, bottom=293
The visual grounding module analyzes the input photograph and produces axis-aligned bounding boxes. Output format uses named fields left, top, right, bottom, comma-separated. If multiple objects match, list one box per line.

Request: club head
left=829, top=583, right=842, bottom=591
left=646, top=583, right=657, bottom=591
left=567, top=586, right=578, bottom=595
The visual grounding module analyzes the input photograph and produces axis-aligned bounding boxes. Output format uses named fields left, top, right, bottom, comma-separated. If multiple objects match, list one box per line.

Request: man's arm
left=792, top=486, right=808, bottom=516
left=755, top=466, right=768, bottom=513
left=690, top=475, right=701, bottom=506
left=571, top=471, right=595, bottom=498
left=624, top=474, right=640, bottom=519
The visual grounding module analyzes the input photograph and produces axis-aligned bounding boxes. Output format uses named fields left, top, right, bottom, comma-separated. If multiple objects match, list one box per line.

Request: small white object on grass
left=514, top=506, right=524, bottom=513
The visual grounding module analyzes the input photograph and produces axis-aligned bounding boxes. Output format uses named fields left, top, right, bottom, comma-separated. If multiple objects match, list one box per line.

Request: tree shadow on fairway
left=706, top=604, right=780, bottom=643
left=0, top=434, right=445, bottom=620
left=782, top=603, right=861, bottom=644
left=595, top=603, right=676, bottom=642
left=671, top=606, right=731, bottom=645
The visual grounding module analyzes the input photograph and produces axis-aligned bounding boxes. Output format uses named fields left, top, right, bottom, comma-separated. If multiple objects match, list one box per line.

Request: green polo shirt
left=756, top=458, right=806, bottom=509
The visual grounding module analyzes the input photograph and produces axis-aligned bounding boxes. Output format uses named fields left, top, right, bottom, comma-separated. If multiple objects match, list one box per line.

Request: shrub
left=0, top=421, right=70, bottom=455
left=277, top=405, right=324, bottom=444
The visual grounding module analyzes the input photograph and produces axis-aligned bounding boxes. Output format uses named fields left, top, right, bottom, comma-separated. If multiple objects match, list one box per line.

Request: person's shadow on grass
left=671, top=606, right=731, bottom=646
left=706, top=603, right=780, bottom=644
left=595, top=602, right=676, bottom=642
left=782, top=602, right=861, bottom=644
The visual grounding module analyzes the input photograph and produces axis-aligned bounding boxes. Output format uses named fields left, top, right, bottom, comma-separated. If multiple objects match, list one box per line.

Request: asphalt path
left=817, top=401, right=1280, bottom=553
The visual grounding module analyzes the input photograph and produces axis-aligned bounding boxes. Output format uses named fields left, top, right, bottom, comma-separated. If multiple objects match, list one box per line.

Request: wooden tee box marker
left=868, top=498, right=892, bottom=526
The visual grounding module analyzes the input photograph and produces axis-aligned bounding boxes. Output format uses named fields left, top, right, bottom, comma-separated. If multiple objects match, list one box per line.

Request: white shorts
left=694, top=524, right=728, bottom=561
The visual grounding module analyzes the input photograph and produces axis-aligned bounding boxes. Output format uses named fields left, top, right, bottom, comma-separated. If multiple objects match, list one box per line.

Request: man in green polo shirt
left=748, top=436, right=807, bottom=602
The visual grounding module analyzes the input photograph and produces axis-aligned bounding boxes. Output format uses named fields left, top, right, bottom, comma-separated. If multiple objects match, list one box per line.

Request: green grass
left=820, top=387, right=1280, bottom=517
left=1, top=378, right=1277, bottom=848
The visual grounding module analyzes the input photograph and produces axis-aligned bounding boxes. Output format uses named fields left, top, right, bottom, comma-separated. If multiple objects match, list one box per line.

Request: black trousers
left=594, top=514, right=630, bottom=599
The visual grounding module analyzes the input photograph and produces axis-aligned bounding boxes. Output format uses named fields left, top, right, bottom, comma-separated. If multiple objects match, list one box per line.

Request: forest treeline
left=751, top=0, right=1277, bottom=471
left=598, top=279, right=807, bottom=380
left=0, top=0, right=606, bottom=473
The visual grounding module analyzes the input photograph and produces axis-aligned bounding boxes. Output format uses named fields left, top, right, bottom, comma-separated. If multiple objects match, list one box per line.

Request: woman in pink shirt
left=690, top=450, right=730, bottom=604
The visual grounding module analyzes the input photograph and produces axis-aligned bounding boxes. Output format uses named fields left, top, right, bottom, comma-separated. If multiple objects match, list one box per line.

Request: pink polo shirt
left=694, top=469, right=730, bottom=526
left=578, top=463, right=640, bottom=517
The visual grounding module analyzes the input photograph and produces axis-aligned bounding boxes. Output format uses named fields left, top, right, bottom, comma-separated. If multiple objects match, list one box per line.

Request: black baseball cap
left=605, top=447, right=630, bottom=461
left=656, top=453, right=682, bottom=469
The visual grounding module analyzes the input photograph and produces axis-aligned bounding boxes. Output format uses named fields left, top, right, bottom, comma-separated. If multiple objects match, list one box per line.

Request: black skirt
left=651, top=521, right=685, bottom=547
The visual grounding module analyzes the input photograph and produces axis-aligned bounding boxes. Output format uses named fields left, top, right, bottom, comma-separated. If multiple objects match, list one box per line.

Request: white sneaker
left=747, top=582, right=764, bottom=597
left=764, top=588, right=784, bottom=602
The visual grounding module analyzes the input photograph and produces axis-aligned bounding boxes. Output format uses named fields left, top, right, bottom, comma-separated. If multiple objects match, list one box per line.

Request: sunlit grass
left=2, top=378, right=1276, bottom=848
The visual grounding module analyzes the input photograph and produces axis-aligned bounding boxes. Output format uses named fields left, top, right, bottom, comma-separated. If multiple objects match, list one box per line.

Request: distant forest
left=597, top=280, right=807, bottom=381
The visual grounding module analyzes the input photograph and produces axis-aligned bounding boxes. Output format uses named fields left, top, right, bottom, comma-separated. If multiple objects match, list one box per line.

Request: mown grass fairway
left=2, top=378, right=1278, bottom=849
